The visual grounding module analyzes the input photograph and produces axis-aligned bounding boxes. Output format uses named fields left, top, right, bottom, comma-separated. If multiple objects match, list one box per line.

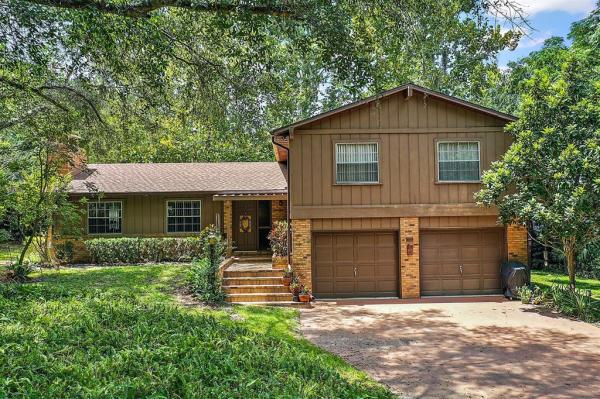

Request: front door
left=233, top=201, right=257, bottom=251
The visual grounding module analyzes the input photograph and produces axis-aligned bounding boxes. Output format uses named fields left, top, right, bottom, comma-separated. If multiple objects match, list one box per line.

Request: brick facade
left=223, top=200, right=233, bottom=256
left=291, top=219, right=312, bottom=289
left=271, top=200, right=287, bottom=223
left=400, top=217, right=420, bottom=298
left=507, top=223, right=528, bottom=264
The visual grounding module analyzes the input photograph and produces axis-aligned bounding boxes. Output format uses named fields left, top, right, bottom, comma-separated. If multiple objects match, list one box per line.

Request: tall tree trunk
left=562, top=237, right=576, bottom=289
left=18, top=234, right=34, bottom=265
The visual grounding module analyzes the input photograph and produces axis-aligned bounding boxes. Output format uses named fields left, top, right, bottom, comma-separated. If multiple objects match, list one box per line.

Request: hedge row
left=85, top=237, right=205, bottom=264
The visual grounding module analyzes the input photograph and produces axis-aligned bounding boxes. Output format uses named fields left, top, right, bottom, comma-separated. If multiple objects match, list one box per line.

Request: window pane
left=336, top=143, right=379, bottom=183
left=438, top=142, right=480, bottom=181
left=166, top=200, right=201, bottom=233
left=88, top=202, right=122, bottom=234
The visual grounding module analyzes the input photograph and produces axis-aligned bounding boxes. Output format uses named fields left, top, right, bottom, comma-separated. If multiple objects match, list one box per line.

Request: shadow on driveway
left=300, top=300, right=600, bottom=398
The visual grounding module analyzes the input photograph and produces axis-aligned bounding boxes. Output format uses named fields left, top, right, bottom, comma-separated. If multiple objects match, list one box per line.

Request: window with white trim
left=88, top=201, right=122, bottom=234
left=437, top=141, right=481, bottom=182
left=335, top=142, right=379, bottom=184
left=167, top=200, right=201, bottom=233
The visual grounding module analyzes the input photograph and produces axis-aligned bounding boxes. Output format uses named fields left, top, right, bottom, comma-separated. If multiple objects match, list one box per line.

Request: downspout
left=271, top=134, right=291, bottom=266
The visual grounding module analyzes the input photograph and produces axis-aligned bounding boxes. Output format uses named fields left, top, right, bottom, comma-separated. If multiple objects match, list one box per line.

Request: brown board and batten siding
left=71, top=193, right=222, bottom=236
left=288, top=91, right=512, bottom=219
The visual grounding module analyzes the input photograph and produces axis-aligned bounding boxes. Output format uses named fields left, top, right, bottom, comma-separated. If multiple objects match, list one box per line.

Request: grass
left=0, top=242, right=38, bottom=264
left=0, top=265, right=395, bottom=398
left=531, top=270, right=600, bottom=299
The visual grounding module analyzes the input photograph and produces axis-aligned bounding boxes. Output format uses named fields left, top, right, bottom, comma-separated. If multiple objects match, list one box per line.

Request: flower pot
left=282, top=276, right=292, bottom=286
left=299, top=294, right=311, bottom=303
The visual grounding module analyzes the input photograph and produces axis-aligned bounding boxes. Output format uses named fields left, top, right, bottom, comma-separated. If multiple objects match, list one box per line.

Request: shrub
left=85, top=236, right=204, bottom=264
left=186, top=227, right=226, bottom=303
left=544, top=284, right=599, bottom=322
left=516, top=285, right=533, bottom=304
left=55, top=241, right=75, bottom=264
left=0, top=229, right=12, bottom=243
left=268, top=220, right=288, bottom=257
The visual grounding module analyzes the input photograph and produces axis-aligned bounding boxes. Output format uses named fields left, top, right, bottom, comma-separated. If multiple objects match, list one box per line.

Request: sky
left=497, top=0, right=597, bottom=67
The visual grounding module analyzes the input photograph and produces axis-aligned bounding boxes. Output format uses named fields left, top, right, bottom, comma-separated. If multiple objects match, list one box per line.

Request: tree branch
left=22, top=0, right=296, bottom=18
left=41, top=85, right=106, bottom=125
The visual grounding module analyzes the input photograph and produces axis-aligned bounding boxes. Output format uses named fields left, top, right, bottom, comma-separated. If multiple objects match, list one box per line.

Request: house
left=58, top=83, right=528, bottom=300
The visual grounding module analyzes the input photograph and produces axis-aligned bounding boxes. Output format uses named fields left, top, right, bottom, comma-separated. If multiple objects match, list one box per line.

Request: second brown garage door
left=420, top=229, right=505, bottom=296
left=313, top=232, right=398, bottom=298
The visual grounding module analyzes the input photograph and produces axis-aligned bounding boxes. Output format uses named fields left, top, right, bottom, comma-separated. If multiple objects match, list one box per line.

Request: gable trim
left=271, top=83, right=516, bottom=136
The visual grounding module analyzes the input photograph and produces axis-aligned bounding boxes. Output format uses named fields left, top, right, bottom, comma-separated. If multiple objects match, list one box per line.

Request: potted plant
left=298, top=286, right=312, bottom=303
left=290, top=276, right=302, bottom=301
left=282, top=265, right=293, bottom=287
left=268, top=221, right=288, bottom=268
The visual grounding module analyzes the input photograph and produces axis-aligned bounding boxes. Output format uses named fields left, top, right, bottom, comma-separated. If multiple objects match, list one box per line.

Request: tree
left=1, top=0, right=524, bottom=164
left=476, top=42, right=600, bottom=287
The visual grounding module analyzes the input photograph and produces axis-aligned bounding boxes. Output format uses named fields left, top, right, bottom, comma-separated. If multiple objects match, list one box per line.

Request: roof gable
left=271, top=83, right=515, bottom=135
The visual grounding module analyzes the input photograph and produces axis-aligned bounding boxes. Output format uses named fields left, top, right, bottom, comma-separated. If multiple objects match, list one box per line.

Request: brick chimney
left=57, top=147, right=87, bottom=177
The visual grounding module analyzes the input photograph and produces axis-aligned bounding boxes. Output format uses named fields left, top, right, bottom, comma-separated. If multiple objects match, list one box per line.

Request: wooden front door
left=233, top=201, right=258, bottom=251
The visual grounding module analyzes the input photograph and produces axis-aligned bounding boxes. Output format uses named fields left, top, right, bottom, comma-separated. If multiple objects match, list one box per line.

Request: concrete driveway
left=300, top=297, right=600, bottom=398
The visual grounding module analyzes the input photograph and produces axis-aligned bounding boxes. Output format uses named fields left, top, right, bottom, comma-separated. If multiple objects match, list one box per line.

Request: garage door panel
left=421, top=228, right=505, bottom=296
left=313, top=232, right=398, bottom=298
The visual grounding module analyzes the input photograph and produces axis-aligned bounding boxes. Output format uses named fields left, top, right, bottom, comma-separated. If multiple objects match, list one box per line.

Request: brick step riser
left=223, top=270, right=283, bottom=278
left=222, top=277, right=284, bottom=286
left=224, top=286, right=291, bottom=294
left=226, top=294, right=293, bottom=303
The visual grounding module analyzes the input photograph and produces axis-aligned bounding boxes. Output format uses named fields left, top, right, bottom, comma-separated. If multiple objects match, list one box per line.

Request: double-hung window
left=88, top=201, right=122, bottom=234
left=437, top=141, right=481, bottom=182
left=167, top=200, right=201, bottom=233
left=335, top=142, right=379, bottom=184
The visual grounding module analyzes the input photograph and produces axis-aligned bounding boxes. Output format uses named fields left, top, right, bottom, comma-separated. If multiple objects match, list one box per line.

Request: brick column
left=271, top=200, right=287, bottom=223
left=223, top=200, right=233, bottom=256
left=291, top=219, right=312, bottom=289
left=507, top=224, right=528, bottom=264
left=400, top=217, right=420, bottom=298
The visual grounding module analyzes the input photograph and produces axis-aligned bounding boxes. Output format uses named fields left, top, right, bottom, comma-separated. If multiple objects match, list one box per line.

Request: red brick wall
left=507, top=224, right=528, bottom=264
left=291, top=219, right=312, bottom=289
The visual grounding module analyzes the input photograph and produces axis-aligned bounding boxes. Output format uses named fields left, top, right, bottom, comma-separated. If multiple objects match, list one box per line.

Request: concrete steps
left=225, top=292, right=294, bottom=303
left=224, top=285, right=291, bottom=294
left=223, top=269, right=284, bottom=278
left=222, top=265, right=293, bottom=304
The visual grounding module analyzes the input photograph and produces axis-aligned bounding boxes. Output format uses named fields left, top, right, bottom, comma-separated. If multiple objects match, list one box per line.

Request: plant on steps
left=268, top=221, right=288, bottom=258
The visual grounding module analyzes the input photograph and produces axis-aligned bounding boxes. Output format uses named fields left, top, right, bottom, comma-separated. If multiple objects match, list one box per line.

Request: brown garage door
left=312, top=232, right=398, bottom=298
left=420, top=229, right=505, bottom=296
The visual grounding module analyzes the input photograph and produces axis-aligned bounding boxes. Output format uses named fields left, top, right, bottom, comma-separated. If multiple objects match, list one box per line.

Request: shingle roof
left=68, top=162, right=288, bottom=195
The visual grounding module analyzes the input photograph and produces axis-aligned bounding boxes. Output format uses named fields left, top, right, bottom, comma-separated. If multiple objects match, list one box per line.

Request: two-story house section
left=271, top=83, right=528, bottom=299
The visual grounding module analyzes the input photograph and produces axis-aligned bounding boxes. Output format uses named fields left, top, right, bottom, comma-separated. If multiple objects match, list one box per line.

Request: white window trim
left=165, top=200, right=202, bottom=234
left=436, top=140, right=481, bottom=183
left=335, top=142, right=380, bottom=184
left=87, top=200, right=123, bottom=235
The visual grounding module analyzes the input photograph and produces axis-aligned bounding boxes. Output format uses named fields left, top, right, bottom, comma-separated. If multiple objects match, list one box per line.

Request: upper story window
left=88, top=201, right=122, bottom=234
left=437, top=141, right=481, bottom=182
left=167, top=200, right=201, bottom=233
left=335, top=142, right=379, bottom=184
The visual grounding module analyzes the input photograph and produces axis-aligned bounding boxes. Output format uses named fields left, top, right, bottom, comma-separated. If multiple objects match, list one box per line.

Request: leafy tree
left=476, top=33, right=600, bottom=287
left=1, top=0, right=524, bottom=164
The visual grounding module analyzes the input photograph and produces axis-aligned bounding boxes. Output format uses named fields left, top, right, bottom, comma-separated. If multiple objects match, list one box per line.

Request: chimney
left=56, top=145, right=87, bottom=177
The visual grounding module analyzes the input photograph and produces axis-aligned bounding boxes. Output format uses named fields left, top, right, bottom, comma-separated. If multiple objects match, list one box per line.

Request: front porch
left=213, top=194, right=286, bottom=256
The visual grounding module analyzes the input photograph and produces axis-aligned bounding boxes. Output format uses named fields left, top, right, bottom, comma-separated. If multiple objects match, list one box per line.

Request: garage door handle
left=459, top=265, right=463, bottom=275
left=354, top=266, right=357, bottom=277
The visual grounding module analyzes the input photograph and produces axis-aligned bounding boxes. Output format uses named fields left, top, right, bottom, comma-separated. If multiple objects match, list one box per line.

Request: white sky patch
left=515, top=0, right=596, bottom=15
left=518, top=30, right=553, bottom=48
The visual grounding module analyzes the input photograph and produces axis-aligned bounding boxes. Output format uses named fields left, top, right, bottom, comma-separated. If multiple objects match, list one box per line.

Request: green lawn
left=532, top=270, right=600, bottom=299
left=0, top=265, right=395, bottom=398
left=0, top=242, right=38, bottom=264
